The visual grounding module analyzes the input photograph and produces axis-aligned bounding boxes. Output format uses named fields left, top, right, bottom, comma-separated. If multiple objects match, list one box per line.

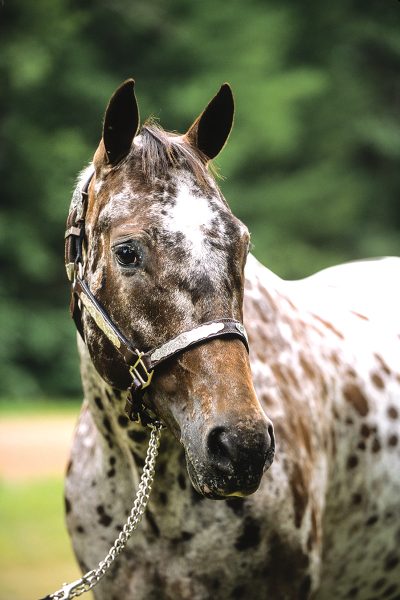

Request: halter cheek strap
left=65, top=168, right=249, bottom=425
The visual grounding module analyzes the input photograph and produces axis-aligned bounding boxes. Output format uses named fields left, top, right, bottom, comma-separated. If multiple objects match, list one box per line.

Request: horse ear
left=186, top=83, right=234, bottom=160
left=103, top=79, right=140, bottom=165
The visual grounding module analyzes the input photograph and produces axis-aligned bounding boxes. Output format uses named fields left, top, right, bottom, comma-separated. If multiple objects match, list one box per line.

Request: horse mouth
left=184, top=449, right=273, bottom=500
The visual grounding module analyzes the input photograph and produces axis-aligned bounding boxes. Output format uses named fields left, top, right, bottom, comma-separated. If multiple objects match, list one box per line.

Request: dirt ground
left=0, top=413, right=78, bottom=480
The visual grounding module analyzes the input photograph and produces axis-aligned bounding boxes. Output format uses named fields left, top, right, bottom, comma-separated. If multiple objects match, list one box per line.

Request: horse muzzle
left=185, top=418, right=275, bottom=499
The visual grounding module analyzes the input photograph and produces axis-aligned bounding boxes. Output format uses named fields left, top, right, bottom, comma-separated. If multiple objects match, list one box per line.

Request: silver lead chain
left=45, top=422, right=163, bottom=600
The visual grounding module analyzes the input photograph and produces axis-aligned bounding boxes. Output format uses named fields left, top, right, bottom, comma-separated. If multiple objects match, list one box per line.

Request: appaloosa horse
left=64, top=80, right=400, bottom=599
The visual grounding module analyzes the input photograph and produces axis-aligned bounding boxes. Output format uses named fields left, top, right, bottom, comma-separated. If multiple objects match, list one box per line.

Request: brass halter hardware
left=65, top=167, right=249, bottom=425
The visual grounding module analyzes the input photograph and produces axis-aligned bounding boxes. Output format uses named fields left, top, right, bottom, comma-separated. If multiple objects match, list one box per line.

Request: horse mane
left=137, top=120, right=217, bottom=189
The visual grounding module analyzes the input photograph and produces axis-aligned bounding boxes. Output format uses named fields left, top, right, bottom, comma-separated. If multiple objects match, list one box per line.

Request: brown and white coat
left=64, top=81, right=400, bottom=600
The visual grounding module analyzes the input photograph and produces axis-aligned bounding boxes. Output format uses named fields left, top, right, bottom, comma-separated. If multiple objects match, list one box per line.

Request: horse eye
left=114, top=243, right=142, bottom=267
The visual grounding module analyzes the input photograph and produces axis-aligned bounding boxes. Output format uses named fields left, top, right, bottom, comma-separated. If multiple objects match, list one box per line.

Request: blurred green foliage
left=1, top=0, right=399, bottom=398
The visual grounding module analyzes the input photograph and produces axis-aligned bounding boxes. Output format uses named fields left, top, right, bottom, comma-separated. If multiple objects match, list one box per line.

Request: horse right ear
left=102, top=79, right=140, bottom=165
left=185, top=84, right=234, bottom=160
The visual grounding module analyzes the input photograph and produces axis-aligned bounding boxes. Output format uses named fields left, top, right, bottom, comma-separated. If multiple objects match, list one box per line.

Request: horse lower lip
left=203, top=483, right=260, bottom=499
left=186, top=448, right=266, bottom=499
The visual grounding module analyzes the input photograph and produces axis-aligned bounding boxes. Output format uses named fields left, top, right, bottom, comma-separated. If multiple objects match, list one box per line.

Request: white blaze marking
left=165, top=178, right=215, bottom=261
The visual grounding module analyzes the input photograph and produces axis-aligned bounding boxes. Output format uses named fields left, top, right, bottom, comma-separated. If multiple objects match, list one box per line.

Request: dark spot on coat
left=299, top=575, right=312, bottom=599
left=112, top=388, right=122, bottom=400
left=347, top=455, right=359, bottom=469
left=351, top=311, right=369, bottom=321
left=157, top=461, right=166, bottom=476
left=373, top=578, right=386, bottom=590
left=211, top=579, right=221, bottom=591
left=94, top=396, right=104, bottom=410
left=266, top=532, right=310, bottom=597
left=105, top=434, right=114, bottom=449
left=347, top=586, right=359, bottom=597
left=299, top=355, right=316, bottom=380
left=65, top=496, right=71, bottom=514
left=76, top=525, right=85, bottom=534
left=357, top=441, right=366, bottom=451
left=103, top=416, right=112, bottom=434
left=360, top=424, right=371, bottom=438
left=372, top=437, right=381, bottom=453
left=388, top=406, right=399, bottom=420
left=118, top=415, right=129, bottom=427
left=188, top=272, right=215, bottom=305
left=388, top=434, right=398, bottom=447
left=128, top=429, right=147, bottom=443
left=366, top=515, right=379, bottom=526
left=66, top=460, right=73, bottom=475
left=130, top=450, right=145, bottom=468
left=96, top=505, right=113, bottom=527
left=312, top=314, right=345, bottom=339
left=107, top=468, right=116, bottom=478
left=382, top=583, right=398, bottom=596
left=232, top=585, right=246, bottom=599
left=371, top=372, right=385, bottom=389
left=105, top=389, right=113, bottom=403
left=235, top=516, right=261, bottom=551
left=290, top=462, right=309, bottom=528
left=159, top=492, right=168, bottom=505
left=226, top=497, right=246, bottom=517
left=374, top=354, right=391, bottom=375
left=384, top=551, right=399, bottom=571
left=109, top=456, right=116, bottom=466
left=146, top=510, right=160, bottom=537
left=178, top=473, right=186, bottom=490
left=191, top=488, right=204, bottom=504
left=99, top=268, right=107, bottom=290
left=352, top=492, right=362, bottom=505
left=307, top=532, right=314, bottom=551
left=343, top=384, right=369, bottom=416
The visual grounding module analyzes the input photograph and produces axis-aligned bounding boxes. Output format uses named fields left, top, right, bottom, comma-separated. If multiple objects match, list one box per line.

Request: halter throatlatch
left=65, top=167, right=249, bottom=426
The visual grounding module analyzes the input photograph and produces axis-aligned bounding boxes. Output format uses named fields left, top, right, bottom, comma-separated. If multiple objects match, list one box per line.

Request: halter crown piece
left=65, top=167, right=249, bottom=426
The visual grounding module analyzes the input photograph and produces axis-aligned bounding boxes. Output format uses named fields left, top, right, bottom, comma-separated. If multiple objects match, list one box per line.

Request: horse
left=64, top=79, right=400, bottom=599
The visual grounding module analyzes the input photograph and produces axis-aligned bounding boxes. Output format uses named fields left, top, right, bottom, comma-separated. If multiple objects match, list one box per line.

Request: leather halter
left=65, top=166, right=249, bottom=425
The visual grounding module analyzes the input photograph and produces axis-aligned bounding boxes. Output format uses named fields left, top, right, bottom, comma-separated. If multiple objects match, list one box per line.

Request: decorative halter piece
left=65, top=167, right=249, bottom=426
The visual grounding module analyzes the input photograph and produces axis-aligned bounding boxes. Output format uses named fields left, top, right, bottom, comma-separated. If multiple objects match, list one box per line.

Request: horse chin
left=185, top=453, right=262, bottom=500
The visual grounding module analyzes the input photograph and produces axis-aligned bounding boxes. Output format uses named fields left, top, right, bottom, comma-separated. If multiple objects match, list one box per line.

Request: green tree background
left=1, top=0, right=399, bottom=399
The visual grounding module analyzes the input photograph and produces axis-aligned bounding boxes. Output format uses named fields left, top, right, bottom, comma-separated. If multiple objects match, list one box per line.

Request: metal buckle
left=65, top=262, right=75, bottom=282
left=129, top=352, right=154, bottom=390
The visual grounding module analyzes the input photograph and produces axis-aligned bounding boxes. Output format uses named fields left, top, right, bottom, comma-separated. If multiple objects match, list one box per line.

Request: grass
left=0, top=398, right=82, bottom=416
left=0, top=401, right=94, bottom=600
left=0, top=478, right=94, bottom=600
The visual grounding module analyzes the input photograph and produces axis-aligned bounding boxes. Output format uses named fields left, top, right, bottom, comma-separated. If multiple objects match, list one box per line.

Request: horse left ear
left=103, top=79, right=140, bottom=165
left=186, top=83, right=234, bottom=160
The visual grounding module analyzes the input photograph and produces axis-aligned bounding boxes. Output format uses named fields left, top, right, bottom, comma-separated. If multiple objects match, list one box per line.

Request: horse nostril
left=207, top=427, right=236, bottom=465
left=268, top=424, right=275, bottom=450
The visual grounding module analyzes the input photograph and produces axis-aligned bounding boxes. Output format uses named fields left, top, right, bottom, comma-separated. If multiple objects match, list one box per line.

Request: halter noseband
left=65, top=167, right=249, bottom=425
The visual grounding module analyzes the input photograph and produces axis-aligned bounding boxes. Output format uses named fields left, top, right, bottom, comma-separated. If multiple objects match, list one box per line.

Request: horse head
left=75, top=79, right=275, bottom=499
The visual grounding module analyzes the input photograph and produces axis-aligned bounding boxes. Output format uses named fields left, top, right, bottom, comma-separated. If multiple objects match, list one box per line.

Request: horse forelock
left=133, top=121, right=216, bottom=190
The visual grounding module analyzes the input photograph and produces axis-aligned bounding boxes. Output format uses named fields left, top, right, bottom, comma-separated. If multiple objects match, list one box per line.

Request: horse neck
left=244, top=255, right=339, bottom=479
left=77, top=335, right=183, bottom=473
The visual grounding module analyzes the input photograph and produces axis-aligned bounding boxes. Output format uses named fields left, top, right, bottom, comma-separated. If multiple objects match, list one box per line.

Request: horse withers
left=65, top=80, right=400, bottom=599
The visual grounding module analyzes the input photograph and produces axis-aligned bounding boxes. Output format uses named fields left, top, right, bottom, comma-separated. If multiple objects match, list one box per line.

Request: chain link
left=45, top=422, right=163, bottom=600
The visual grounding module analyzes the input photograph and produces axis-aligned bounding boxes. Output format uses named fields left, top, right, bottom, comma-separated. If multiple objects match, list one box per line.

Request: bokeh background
left=1, top=0, right=399, bottom=598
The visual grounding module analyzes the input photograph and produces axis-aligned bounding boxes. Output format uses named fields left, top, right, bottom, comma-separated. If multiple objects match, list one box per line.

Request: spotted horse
left=64, top=80, right=400, bottom=600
